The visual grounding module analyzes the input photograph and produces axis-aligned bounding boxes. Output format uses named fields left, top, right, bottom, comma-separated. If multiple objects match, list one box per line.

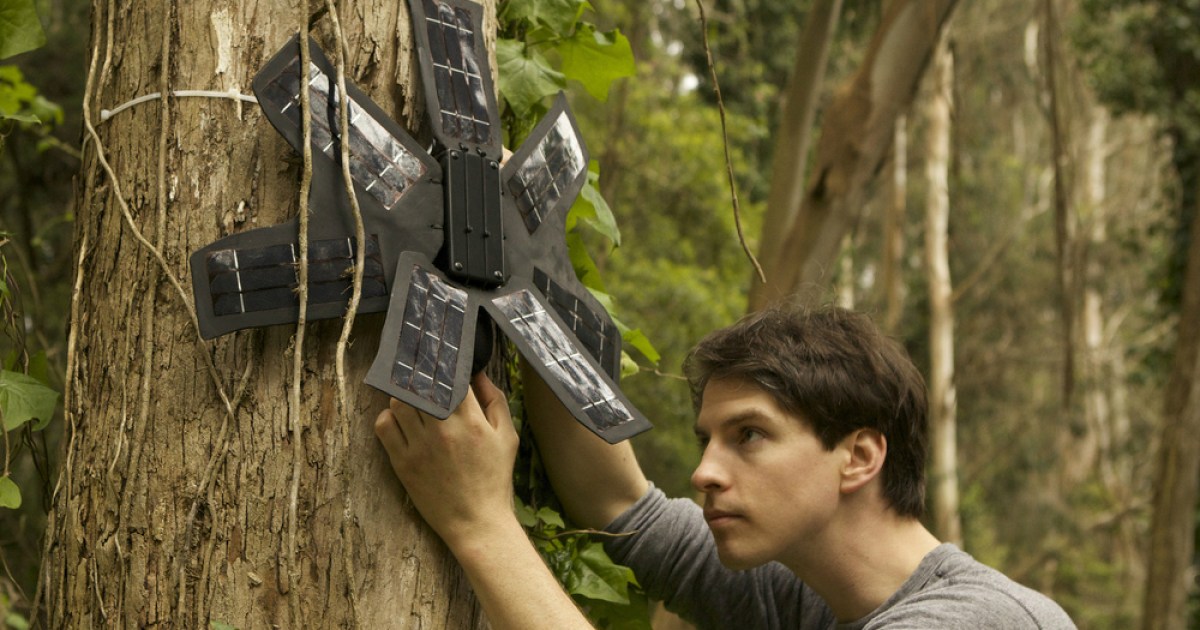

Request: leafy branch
left=497, top=0, right=653, bottom=627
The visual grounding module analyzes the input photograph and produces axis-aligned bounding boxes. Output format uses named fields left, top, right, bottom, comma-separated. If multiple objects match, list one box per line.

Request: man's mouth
left=703, top=508, right=742, bottom=527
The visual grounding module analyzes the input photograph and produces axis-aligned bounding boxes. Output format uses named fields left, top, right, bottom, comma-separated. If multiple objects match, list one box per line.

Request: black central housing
left=441, top=149, right=506, bottom=288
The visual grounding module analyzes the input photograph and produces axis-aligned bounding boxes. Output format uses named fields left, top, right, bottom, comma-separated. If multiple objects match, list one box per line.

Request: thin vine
left=286, top=2, right=314, bottom=625
left=325, top=0, right=366, bottom=620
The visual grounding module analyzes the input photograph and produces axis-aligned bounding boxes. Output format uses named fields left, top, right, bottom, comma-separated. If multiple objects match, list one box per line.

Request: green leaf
left=502, top=0, right=585, bottom=35
left=5, top=611, right=30, bottom=630
left=0, top=475, right=20, bottom=509
left=0, top=0, right=46, bottom=60
left=0, top=369, right=59, bottom=431
left=620, top=328, right=660, bottom=365
left=559, top=25, right=635, bottom=102
left=568, top=162, right=621, bottom=246
left=535, top=506, right=566, bottom=529
left=514, top=496, right=539, bottom=528
left=497, top=38, right=565, bottom=119
left=0, top=110, right=37, bottom=123
left=566, top=541, right=635, bottom=604
left=566, top=232, right=605, bottom=291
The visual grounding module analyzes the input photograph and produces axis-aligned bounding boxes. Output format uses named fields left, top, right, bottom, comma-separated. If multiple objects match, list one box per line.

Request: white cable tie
left=99, top=89, right=259, bottom=122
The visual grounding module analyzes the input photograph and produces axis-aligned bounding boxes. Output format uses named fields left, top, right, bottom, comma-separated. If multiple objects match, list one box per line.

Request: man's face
left=691, top=377, right=846, bottom=570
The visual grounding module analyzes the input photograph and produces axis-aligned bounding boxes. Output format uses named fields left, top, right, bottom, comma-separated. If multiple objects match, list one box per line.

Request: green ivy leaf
left=568, top=162, right=621, bottom=246
left=502, top=0, right=586, bottom=35
left=566, top=232, right=606, bottom=291
left=566, top=541, right=635, bottom=604
left=0, top=369, right=59, bottom=431
left=559, top=25, right=635, bottom=102
left=535, top=506, right=566, bottom=529
left=497, top=38, right=565, bottom=119
left=0, top=475, right=20, bottom=509
left=0, top=0, right=46, bottom=60
left=621, top=328, right=660, bottom=365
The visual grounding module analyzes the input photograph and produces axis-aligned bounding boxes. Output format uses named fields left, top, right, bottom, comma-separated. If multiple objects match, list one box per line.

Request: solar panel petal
left=485, top=281, right=650, bottom=443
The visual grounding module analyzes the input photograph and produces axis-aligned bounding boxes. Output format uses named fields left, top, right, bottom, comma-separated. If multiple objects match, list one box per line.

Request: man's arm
left=374, top=374, right=592, bottom=630
left=520, top=360, right=649, bottom=529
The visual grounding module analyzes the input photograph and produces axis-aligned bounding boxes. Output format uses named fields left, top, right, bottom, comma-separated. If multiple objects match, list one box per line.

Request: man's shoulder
left=863, top=545, right=1076, bottom=630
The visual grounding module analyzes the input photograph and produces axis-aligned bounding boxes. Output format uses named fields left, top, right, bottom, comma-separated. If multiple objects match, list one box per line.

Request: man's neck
left=781, top=509, right=942, bottom=623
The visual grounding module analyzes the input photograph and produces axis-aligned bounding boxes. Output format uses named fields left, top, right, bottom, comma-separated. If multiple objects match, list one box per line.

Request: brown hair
left=684, top=304, right=928, bottom=518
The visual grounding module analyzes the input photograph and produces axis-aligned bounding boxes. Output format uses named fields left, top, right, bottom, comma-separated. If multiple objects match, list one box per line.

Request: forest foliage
left=1, top=0, right=1198, bottom=628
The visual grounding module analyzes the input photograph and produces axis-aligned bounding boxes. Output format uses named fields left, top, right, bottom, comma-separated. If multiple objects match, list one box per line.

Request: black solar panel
left=417, top=0, right=498, bottom=150
left=204, top=236, right=386, bottom=316
left=195, top=7, right=652, bottom=446
left=389, top=263, right=470, bottom=409
left=488, top=287, right=644, bottom=439
left=533, top=268, right=620, bottom=379
left=506, top=108, right=587, bottom=234
left=259, top=54, right=429, bottom=211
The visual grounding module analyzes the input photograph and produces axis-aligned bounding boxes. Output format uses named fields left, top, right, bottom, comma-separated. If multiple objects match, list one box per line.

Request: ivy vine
left=497, top=0, right=656, bottom=627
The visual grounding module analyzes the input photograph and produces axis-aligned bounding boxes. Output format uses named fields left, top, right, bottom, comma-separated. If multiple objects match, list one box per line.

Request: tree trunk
left=38, top=1, right=489, bottom=627
left=881, top=115, right=907, bottom=334
left=1142, top=169, right=1200, bottom=630
left=1041, top=0, right=1075, bottom=409
left=924, top=38, right=960, bottom=546
left=750, top=0, right=843, bottom=302
left=749, top=0, right=959, bottom=310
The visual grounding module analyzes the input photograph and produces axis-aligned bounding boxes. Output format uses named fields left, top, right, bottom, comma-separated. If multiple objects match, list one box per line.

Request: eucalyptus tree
left=37, top=1, right=490, bottom=626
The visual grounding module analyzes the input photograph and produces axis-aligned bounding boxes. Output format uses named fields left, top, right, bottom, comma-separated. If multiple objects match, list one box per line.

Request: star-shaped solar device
left=189, top=0, right=651, bottom=443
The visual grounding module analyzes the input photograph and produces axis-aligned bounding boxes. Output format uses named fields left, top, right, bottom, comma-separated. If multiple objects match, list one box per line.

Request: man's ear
left=839, top=429, right=887, bottom=495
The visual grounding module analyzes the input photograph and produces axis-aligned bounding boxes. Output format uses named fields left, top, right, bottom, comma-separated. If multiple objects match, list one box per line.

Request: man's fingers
left=374, top=407, right=409, bottom=451
left=472, top=374, right=512, bottom=432
left=390, top=397, right=427, bottom=429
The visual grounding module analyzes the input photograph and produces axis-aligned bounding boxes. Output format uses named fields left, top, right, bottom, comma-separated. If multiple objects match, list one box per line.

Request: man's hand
left=373, top=373, right=519, bottom=549
left=373, top=374, right=595, bottom=629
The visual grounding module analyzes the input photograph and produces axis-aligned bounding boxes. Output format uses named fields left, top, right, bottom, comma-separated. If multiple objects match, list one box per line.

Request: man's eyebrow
left=693, top=409, right=769, bottom=438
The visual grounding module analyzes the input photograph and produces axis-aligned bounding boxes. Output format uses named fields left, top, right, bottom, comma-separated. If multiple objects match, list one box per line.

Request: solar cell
left=489, top=287, right=643, bottom=439
left=203, top=236, right=386, bottom=316
left=389, top=264, right=469, bottom=409
left=506, top=108, right=588, bottom=234
left=533, top=268, right=620, bottom=379
left=260, top=54, right=428, bottom=211
left=417, top=0, right=497, bottom=149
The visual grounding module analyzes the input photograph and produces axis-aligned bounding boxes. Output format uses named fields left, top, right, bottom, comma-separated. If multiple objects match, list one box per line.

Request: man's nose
left=690, top=447, right=728, bottom=493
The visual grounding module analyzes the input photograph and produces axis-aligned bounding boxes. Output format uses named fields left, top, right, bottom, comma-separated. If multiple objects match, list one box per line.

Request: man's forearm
left=521, top=360, right=649, bottom=529
left=449, top=516, right=594, bottom=630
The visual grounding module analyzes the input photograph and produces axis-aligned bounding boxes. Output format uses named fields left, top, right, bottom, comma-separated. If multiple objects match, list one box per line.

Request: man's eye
left=739, top=428, right=765, bottom=444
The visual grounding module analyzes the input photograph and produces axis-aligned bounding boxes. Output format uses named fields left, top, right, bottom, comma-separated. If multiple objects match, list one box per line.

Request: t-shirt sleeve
left=602, top=486, right=824, bottom=630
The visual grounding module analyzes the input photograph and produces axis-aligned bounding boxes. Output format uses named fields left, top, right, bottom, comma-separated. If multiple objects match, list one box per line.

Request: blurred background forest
left=2, top=0, right=1199, bottom=628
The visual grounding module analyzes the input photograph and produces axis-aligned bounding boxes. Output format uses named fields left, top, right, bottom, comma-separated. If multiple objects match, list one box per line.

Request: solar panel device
left=189, top=0, right=652, bottom=444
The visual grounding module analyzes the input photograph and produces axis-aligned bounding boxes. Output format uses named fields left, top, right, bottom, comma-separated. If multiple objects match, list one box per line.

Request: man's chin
left=714, top=544, right=768, bottom=571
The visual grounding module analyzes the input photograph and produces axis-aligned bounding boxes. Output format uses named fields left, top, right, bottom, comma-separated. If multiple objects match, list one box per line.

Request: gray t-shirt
left=603, top=487, right=1076, bottom=629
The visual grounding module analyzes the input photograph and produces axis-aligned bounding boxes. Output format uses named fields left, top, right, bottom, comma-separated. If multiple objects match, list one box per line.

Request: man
left=374, top=305, right=1075, bottom=628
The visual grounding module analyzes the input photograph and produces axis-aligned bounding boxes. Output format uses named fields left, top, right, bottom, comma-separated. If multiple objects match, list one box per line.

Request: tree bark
left=924, top=38, right=960, bottom=546
left=881, top=115, right=907, bottom=335
left=38, top=1, right=489, bottom=627
left=1142, top=169, right=1200, bottom=630
left=750, top=0, right=843, bottom=303
left=749, top=0, right=959, bottom=310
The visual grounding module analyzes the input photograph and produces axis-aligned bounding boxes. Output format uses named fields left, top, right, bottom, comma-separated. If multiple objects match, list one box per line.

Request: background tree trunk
left=881, top=115, right=907, bottom=335
left=1142, top=174, right=1200, bottom=630
left=38, top=1, right=489, bottom=627
left=750, top=0, right=843, bottom=303
left=924, top=37, right=960, bottom=546
left=748, top=0, right=959, bottom=310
